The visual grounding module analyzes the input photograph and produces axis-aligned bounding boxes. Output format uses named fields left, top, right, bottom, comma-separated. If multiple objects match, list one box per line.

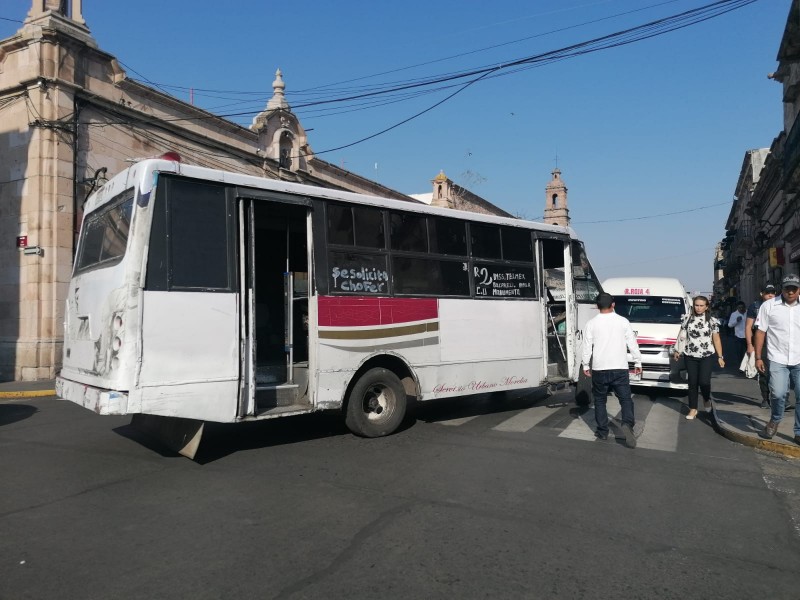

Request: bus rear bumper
left=56, top=376, right=128, bottom=415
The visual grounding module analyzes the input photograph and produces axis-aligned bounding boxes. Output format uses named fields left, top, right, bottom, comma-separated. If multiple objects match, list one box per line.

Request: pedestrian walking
left=672, top=295, right=725, bottom=420
left=755, top=274, right=800, bottom=443
left=746, top=284, right=777, bottom=408
left=728, top=301, right=747, bottom=369
left=581, top=292, right=642, bottom=448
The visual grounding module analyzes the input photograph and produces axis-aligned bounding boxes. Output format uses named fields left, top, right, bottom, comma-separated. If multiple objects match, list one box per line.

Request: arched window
left=552, top=193, right=558, bottom=207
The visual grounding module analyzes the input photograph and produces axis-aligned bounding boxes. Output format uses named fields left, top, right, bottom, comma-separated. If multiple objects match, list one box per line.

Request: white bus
left=601, top=277, right=691, bottom=390
left=56, top=156, right=602, bottom=457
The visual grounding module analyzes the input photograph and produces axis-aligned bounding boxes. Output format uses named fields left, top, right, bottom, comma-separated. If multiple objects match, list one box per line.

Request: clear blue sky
left=1, top=0, right=789, bottom=295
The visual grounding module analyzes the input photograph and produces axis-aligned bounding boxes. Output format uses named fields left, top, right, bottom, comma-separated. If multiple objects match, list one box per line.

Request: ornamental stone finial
left=267, top=68, right=289, bottom=111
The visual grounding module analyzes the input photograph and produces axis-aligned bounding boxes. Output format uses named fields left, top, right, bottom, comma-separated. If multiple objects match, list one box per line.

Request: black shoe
left=760, top=400, right=770, bottom=409
left=764, top=420, right=779, bottom=439
left=795, top=435, right=800, bottom=446
left=594, top=431, right=608, bottom=440
left=787, top=404, right=796, bottom=411
left=622, top=423, right=637, bottom=448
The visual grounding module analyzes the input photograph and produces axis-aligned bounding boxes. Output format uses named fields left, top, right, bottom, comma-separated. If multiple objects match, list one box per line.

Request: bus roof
left=86, top=159, right=579, bottom=237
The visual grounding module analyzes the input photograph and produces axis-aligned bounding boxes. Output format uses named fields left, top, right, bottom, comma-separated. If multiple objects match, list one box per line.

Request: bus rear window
left=76, top=191, right=134, bottom=273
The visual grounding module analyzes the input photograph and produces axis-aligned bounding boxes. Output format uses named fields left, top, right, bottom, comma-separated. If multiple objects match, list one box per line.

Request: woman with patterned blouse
left=672, top=295, right=725, bottom=419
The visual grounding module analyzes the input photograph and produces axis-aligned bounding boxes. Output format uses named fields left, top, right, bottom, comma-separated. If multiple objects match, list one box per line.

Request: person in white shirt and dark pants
left=582, top=292, right=642, bottom=448
left=755, top=274, right=800, bottom=443
left=727, top=301, right=747, bottom=370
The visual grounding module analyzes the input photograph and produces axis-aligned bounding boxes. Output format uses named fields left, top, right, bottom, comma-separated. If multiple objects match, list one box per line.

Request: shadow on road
left=0, top=403, right=38, bottom=427
left=712, top=390, right=760, bottom=407
left=111, top=388, right=558, bottom=462
left=114, top=411, right=353, bottom=463
left=413, top=388, right=553, bottom=424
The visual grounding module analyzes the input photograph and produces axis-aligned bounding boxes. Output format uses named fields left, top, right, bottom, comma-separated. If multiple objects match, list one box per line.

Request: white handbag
left=674, top=319, right=688, bottom=354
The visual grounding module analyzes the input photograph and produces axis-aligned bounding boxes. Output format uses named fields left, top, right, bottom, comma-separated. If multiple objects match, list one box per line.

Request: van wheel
left=575, top=370, right=592, bottom=406
left=345, top=368, right=407, bottom=437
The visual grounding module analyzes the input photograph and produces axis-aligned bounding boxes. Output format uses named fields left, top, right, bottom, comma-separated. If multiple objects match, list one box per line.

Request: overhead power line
left=572, top=201, right=731, bottom=224
left=78, top=0, right=758, bottom=157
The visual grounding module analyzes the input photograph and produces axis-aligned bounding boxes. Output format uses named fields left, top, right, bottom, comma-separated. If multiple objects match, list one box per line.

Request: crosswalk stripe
left=438, top=415, right=479, bottom=426
left=492, top=405, right=558, bottom=432
left=430, top=394, right=685, bottom=453
left=636, top=400, right=680, bottom=451
left=558, top=396, right=622, bottom=441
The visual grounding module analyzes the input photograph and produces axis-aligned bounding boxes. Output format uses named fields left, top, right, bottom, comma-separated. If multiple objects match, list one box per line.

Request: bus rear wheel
left=345, top=368, right=407, bottom=437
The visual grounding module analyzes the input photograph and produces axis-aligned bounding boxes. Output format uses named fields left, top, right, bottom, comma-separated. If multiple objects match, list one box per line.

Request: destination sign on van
left=624, top=287, right=650, bottom=295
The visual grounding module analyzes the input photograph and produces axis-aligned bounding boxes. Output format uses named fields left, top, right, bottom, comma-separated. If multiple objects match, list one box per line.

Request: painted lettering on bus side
left=433, top=376, right=529, bottom=395
left=331, top=266, right=389, bottom=293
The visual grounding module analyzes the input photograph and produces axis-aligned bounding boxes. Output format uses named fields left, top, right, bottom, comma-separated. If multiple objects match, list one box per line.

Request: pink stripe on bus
left=318, top=296, right=438, bottom=327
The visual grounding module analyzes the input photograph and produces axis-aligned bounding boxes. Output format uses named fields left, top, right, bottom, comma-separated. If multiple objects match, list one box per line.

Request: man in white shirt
left=727, top=301, right=747, bottom=370
left=582, top=292, right=643, bottom=448
left=755, top=274, right=800, bottom=443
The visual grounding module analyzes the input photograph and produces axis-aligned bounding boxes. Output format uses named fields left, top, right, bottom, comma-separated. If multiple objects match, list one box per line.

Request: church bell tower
left=543, top=168, right=570, bottom=227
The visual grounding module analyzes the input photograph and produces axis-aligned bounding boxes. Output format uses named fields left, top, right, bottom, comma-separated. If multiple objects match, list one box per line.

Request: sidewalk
left=0, top=379, right=56, bottom=399
left=711, top=370, right=800, bottom=459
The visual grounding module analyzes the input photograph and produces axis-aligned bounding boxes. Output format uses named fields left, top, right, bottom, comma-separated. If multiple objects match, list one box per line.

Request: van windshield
left=612, top=296, right=685, bottom=324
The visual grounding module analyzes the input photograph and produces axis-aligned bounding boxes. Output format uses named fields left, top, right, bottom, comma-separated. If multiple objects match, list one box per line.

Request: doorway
left=243, top=198, right=310, bottom=411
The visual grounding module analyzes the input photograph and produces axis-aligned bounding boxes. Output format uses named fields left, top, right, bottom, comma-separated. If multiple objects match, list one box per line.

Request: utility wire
left=75, top=0, right=757, bottom=159
left=599, top=246, right=716, bottom=268
left=572, top=201, right=731, bottom=224
left=137, top=0, right=682, bottom=98
left=93, top=0, right=757, bottom=134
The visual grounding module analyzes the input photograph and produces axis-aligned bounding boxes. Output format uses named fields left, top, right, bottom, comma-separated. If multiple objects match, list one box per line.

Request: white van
left=601, top=277, right=691, bottom=390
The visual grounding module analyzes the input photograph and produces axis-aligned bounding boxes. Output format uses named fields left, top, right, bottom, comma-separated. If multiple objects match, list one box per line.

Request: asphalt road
left=1, top=387, right=799, bottom=600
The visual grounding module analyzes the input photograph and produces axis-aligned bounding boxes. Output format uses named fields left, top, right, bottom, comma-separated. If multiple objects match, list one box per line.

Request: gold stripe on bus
left=319, top=321, right=439, bottom=340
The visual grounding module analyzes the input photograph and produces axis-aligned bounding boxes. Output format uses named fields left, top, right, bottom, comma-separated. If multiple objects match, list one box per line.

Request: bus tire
left=575, top=370, right=592, bottom=406
left=345, top=368, right=407, bottom=438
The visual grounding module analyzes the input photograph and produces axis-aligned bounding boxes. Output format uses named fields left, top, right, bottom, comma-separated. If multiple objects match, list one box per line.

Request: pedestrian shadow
left=712, top=390, right=759, bottom=407
left=0, top=403, right=38, bottom=427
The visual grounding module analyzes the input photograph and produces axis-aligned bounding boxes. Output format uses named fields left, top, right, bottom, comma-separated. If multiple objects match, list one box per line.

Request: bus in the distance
left=601, top=277, right=690, bottom=390
left=56, top=155, right=602, bottom=457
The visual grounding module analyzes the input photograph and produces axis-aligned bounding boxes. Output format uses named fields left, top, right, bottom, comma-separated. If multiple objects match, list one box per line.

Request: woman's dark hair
left=691, top=295, right=711, bottom=322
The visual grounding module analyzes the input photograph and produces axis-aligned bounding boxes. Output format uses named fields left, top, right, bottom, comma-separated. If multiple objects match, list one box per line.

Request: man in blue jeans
left=755, top=274, right=800, bottom=443
left=582, top=292, right=642, bottom=448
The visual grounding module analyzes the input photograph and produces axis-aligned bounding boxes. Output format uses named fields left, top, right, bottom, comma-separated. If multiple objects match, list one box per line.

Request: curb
left=713, top=405, right=800, bottom=459
left=0, top=389, right=56, bottom=399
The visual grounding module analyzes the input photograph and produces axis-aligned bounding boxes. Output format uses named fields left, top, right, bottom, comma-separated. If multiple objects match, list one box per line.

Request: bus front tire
left=345, top=368, right=407, bottom=438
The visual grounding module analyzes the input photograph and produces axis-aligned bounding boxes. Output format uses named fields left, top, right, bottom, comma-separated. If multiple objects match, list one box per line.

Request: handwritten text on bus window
left=475, top=266, right=533, bottom=297
left=331, top=266, right=389, bottom=293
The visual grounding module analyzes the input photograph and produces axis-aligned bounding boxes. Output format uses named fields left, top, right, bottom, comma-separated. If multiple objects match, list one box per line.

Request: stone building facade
left=417, top=170, right=513, bottom=217
left=717, top=0, right=800, bottom=303
left=0, top=1, right=423, bottom=381
left=0, top=1, right=524, bottom=381
left=718, top=148, right=770, bottom=302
